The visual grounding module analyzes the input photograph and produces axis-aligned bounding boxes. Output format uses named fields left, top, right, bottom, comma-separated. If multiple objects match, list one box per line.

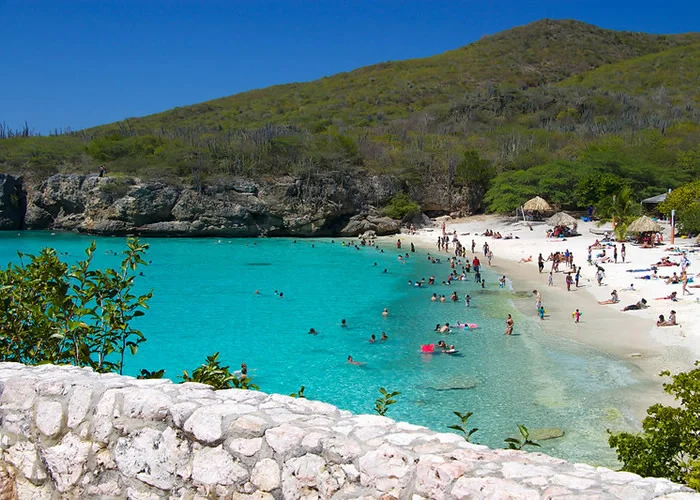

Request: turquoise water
left=0, top=231, right=646, bottom=466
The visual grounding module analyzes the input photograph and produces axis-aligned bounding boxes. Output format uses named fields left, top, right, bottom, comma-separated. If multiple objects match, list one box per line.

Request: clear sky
left=1, top=0, right=698, bottom=134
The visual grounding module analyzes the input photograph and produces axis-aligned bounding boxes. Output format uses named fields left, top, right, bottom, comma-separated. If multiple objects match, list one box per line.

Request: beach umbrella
left=523, top=196, right=552, bottom=212
left=546, top=212, right=577, bottom=227
left=627, top=215, right=663, bottom=234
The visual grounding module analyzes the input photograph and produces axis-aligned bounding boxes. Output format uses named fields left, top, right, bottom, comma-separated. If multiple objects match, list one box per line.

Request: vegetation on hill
left=1, top=19, right=699, bottom=215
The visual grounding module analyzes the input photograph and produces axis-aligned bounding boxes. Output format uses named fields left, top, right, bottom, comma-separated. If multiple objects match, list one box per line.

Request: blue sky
left=1, top=0, right=698, bottom=133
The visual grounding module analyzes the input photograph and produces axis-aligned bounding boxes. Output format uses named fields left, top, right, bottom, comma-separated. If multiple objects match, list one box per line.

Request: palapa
left=523, top=196, right=552, bottom=212
left=546, top=212, right=577, bottom=227
left=627, top=215, right=663, bottom=233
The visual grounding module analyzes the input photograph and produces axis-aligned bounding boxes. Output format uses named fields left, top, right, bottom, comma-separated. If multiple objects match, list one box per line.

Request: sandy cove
left=391, top=214, right=699, bottom=417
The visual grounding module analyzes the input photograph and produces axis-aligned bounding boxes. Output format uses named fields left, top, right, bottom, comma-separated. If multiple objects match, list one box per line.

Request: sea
left=0, top=231, right=649, bottom=466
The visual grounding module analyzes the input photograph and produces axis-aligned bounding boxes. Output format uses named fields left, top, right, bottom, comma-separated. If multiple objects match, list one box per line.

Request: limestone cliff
left=0, top=171, right=475, bottom=237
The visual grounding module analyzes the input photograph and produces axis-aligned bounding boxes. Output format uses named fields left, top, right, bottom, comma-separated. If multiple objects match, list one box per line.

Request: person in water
left=382, top=308, right=389, bottom=316
left=308, top=328, right=318, bottom=335
left=440, top=323, right=450, bottom=333
left=504, top=314, right=514, bottom=335
left=347, top=355, right=364, bottom=365
left=380, top=332, right=388, bottom=341
left=369, top=334, right=376, bottom=343
left=239, top=363, right=248, bottom=379
left=341, top=319, right=347, bottom=327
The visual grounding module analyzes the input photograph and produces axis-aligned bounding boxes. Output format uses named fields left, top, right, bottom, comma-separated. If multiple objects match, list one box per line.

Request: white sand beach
left=397, top=214, right=700, bottom=416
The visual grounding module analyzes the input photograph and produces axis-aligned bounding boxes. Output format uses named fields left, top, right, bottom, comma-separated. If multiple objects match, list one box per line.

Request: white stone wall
left=0, top=363, right=696, bottom=499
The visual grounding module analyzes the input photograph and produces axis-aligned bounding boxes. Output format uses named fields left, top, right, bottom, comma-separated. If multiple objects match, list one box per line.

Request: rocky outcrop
left=0, top=363, right=695, bottom=499
left=0, top=174, right=26, bottom=230
left=1, top=170, right=480, bottom=237
left=17, top=173, right=411, bottom=237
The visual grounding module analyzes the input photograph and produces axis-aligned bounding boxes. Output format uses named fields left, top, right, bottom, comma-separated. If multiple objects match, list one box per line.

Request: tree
left=595, top=185, right=641, bottom=239
left=658, top=180, right=700, bottom=234
left=455, top=150, right=495, bottom=211
left=608, top=362, right=700, bottom=489
left=0, top=239, right=151, bottom=373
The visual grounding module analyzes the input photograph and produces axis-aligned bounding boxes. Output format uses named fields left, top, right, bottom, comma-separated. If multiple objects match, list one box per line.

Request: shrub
left=383, top=192, right=421, bottom=220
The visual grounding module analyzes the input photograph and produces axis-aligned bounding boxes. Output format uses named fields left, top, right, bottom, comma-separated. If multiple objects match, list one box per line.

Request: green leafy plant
left=290, top=385, right=306, bottom=398
left=374, top=387, right=401, bottom=416
left=504, top=424, right=541, bottom=450
left=181, top=352, right=259, bottom=390
left=608, top=362, right=700, bottom=489
left=0, top=239, right=151, bottom=373
left=447, top=411, right=479, bottom=442
left=137, top=368, right=165, bottom=379
left=383, top=193, right=421, bottom=220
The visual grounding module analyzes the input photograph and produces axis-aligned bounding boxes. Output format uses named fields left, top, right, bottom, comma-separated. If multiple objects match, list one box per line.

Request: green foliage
left=374, top=387, right=401, bottom=416
left=608, top=361, right=700, bottom=489
left=0, top=239, right=151, bottom=374
left=137, top=368, right=165, bottom=379
left=383, top=193, right=421, bottom=220
left=290, top=385, right=306, bottom=398
left=181, top=352, right=259, bottom=390
left=447, top=411, right=479, bottom=442
left=595, top=185, right=642, bottom=239
left=659, top=180, right=700, bottom=234
left=504, top=425, right=541, bottom=450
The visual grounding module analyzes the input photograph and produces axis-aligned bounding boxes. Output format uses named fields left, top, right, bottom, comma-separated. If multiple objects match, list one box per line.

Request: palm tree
left=596, top=186, right=641, bottom=239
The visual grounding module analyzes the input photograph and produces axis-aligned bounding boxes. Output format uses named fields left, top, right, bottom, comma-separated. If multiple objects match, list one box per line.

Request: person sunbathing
left=655, top=291, right=678, bottom=301
left=621, top=299, right=647, bottom=311
left=599, top=290, right=619, bottom=305
left=519, top=255, right=533, bottom=263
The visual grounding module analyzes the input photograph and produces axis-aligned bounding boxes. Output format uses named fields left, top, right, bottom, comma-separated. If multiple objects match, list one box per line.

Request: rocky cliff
left=0, top=363, right=695, bottom=499
left=0, top=172, right=473, bottom=237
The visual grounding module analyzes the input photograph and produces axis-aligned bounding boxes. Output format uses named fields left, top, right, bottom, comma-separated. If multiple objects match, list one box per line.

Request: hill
left=1, top=19, right=699, bottom=215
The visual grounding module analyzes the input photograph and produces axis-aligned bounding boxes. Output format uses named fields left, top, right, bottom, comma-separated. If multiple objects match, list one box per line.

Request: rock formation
left=0, top=171, right=477, bottom=237
left=0, top=363, right=695, bottom=499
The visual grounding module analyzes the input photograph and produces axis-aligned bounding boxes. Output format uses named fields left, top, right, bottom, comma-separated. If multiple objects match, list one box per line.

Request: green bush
left=609, top=362, right=700, bottom=489
left=383, top=192, right=421, bottom=220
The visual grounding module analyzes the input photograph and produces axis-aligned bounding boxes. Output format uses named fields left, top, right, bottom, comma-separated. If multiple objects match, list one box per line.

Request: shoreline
left=389, top=215, right=700, bottom=419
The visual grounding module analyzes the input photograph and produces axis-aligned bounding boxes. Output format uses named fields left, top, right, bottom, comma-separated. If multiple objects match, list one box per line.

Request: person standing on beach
left=613, top=245, right=618, bottom=264
left=565, top=274, right=573, bottom=291
left=534, top=290, right=542, bottom=310
left=538, top=253, right=544, bottom=273
left=548, top=272, right=553, bottom=287
left=620, top=243, right=626, bottom=263
left=487, top=250, right=493, bottom=266
left=682, top=274, right=693, bottom=296
left=504, top=314, right=514, bottom=335
left=574, top=309, right=581, bottom=323
left=483, top=242, right=489, bottom=257
left=575, top=267, right=581, bottom=287
left=471, top=240, right=476, bottom=253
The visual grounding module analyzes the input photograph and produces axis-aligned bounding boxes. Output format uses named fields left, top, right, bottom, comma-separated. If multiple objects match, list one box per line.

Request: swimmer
left=464, top=294, right=471, bottom=307
left=341, top=319, right=347, bottom=327
left=279, top=292, right=284, bottom=298
left=369, top=334, right=376, bottom=343
left=255, top=290, right=260, bottom=295
left=434, top=323, right=441, bottom=332
left=308, top=328, right=318, bottom=335
left=347, top=355, right=364, bottom=366
left=382, top=308, right=389, bottom=317
left=440, top=323, right=450, bottom=333
left=239, top=363, right=248, bottom=379
left=380, top=332, right=388, bottom=341
left=431, top=293, right=438, bottom=302
left=504, top=314, right=514, bottom=335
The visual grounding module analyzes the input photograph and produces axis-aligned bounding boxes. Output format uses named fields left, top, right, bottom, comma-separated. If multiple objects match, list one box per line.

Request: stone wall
left=0, top=363, right=695, bottom=499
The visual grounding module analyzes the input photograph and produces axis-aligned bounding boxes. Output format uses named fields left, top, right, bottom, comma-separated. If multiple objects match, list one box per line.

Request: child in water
left=538, top=305, right=545, bottom=320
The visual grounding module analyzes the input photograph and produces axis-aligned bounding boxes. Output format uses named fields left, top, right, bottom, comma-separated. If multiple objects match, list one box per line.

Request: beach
left=401, top=214, right=699, bottom=418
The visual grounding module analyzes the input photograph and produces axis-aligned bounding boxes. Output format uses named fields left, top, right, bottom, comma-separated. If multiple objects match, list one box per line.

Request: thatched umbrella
left=627, top=215, right=663, bottom=233
left=547, top=212, right=577, bottom=227
left=523, top=196, right=552, bottom=212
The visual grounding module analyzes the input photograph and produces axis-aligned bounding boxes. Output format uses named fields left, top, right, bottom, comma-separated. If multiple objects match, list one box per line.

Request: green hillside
left=89, top=19, right=700, bottom=133
left=1, top=19, right=699, bottom=213
left=561, top=42, right=700, bottom=103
